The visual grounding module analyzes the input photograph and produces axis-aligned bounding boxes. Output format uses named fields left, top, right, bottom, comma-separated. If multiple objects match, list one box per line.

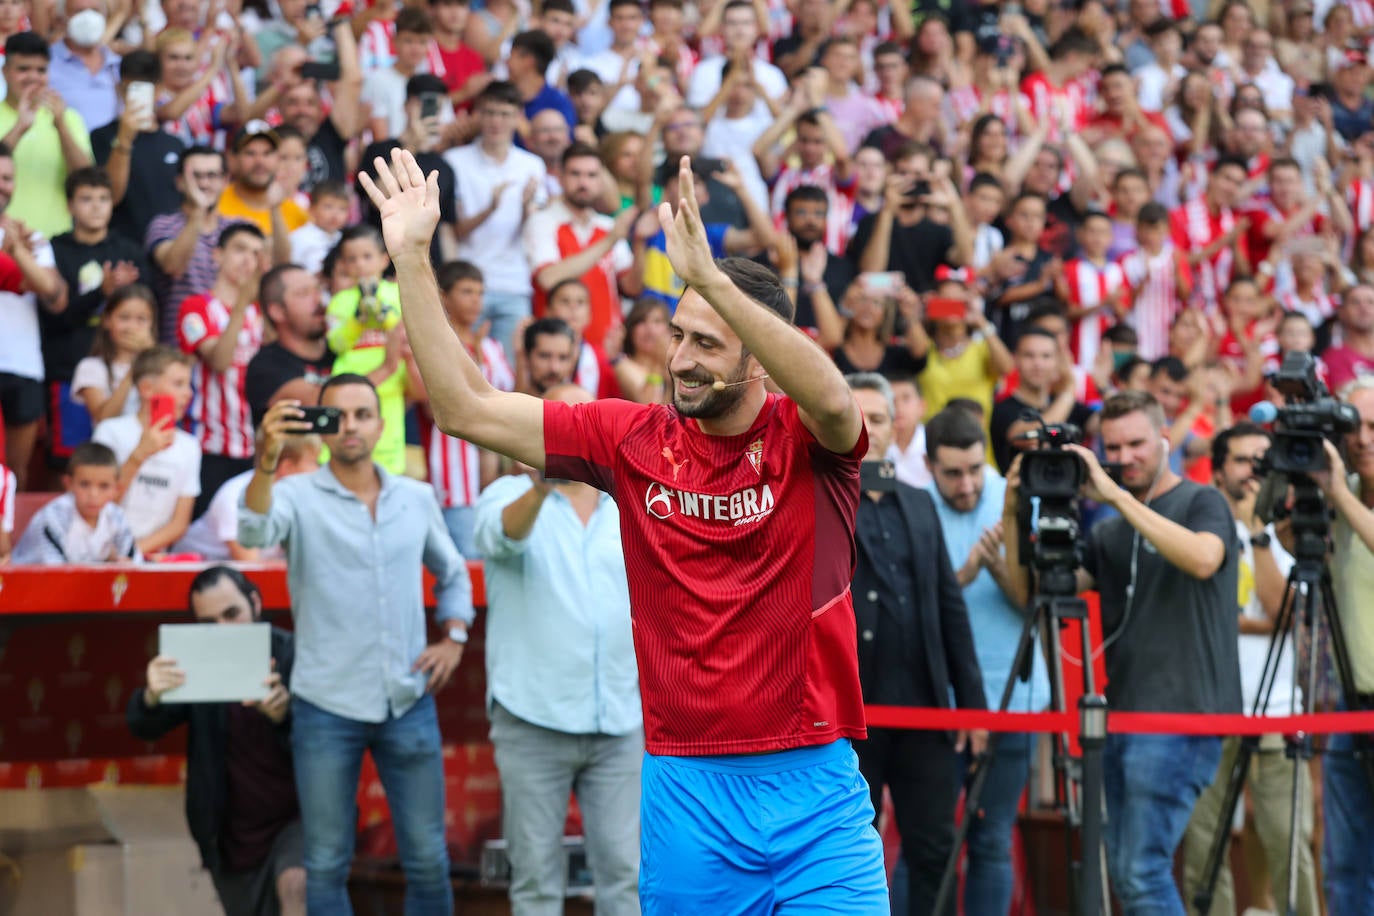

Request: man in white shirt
left=444, top=80, right=547, bottom=358
left=886, top=375, right=930, bottom=488
left=579, top=0, right=647, bottom=113
left=685, top=0, right=787, bottom=115
left=93, top=346, right=202, bottom=556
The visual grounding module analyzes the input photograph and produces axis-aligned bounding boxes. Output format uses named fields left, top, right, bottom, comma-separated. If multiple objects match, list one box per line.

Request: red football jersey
left=544, top=394, right=869, bottom=756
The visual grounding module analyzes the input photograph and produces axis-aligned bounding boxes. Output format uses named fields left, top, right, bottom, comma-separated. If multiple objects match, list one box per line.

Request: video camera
left=1260, top=351, right=1358, bottom=476
left=1015, top=419, right=1086, bottom=596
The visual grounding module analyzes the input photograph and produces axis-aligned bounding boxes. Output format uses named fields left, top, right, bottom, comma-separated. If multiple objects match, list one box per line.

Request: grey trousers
left=489, top=702, right=643, bottom=916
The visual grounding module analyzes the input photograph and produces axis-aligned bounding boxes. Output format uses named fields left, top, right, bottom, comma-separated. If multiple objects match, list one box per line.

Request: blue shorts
left=640, top=738, right=889, bottom=915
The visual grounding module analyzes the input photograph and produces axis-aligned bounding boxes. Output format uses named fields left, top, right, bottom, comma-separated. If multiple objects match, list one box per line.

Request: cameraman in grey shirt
left=1002, top=390, right=1241, bottom=916
left=239, top=375, right=473, bottom=916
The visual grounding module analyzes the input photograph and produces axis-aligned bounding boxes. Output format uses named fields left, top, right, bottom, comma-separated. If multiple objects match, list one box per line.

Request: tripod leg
left=932, top=599, right=1044, bottom=916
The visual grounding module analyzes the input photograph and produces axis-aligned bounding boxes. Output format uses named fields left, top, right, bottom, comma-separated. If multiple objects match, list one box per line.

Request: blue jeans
left=960, top=732, right=1033, bottom=916
left=291, top=695, right=452, bottom=915
left=442, top=506, right=479, bottom=560
left=1104, top=733, right=1222, bottom=916
left=482, top=292, right=532, bottom=362
left=1322, top=701, right=1374, bottom=916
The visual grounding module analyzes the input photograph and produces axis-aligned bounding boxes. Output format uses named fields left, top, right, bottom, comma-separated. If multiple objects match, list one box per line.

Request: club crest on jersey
left=745, top=437, right=763, bottom=475
left=643, top=482, right=776, bottom=525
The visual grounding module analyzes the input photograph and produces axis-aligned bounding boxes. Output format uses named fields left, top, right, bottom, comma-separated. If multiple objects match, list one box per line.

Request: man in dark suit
left=845, top=372, right=987, bottom=916
left=128, top=566, right=304, bottom=916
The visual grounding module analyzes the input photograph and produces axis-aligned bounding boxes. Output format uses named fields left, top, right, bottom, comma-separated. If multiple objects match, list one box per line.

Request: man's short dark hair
left=1144, top=18, right=1178, bottom=40
left=1150, top=355, right=1188, bottom=383
left=395, top=6, right=433, bottom=34
left=608, top=0, right=642, bottom=11
left=188, top=565, right=261, bottom=616
left=406, top=73, right=449, bottom=100
left=1025, top=301, right=1068, bottom=326
left=120, top=49, right=160, bottom=82
left=1101, top=389, right=1166, bottom=430
left=65, top=167, right=112, bottom=200
left=1211, top=421, right=1271, bottom=470
left=340, top=223, right=386, bottom=251
left=721, top=0, right=754, bottom=15
left=310, top=179, right=349, bottom=205
left=218, top=222, right=266, bottom=248
left=1049, top=27, right=1096, bottom=60
left=561, top=140, right=601, bottom=167
left=567, top=68, right=603, bottom=94
left=717, top=257, right=795, bottom=326
left=524, top=316, right=576, bottom=354
left=1103, top=323, right=1139, bottom=347
left=1015, top=326, right=1059, bottom=351
left=543, top=0, right=575, bottom=14
left=1212, top=154, right=1250, bottom=177
left=926, top=406, right=986, bottom=456
left=319, top=372, right=381, bottom=408
left=1138, top=201, right=1169, bottom=225
left=260, top=262, right=307, bottom=313
left=475, top=80, right=524, bottom=110
left=1100, top=63, right=1130, bottom=81
left=4, top=31, right=49, bottom=61
left=873, top=40, right=904, bottom=59
left=944, top=397, right=985, bottom=421
left=968, top=172, right=1004, bottom=196
left=784, top=185, right=828, bottom=212
left=438, top=260, right=483, bottom=290
left=511, top=29, right=557, bottom=73
left=178, top=144, right=226, bottom=171
left=68, top=441, right=118, bottom=474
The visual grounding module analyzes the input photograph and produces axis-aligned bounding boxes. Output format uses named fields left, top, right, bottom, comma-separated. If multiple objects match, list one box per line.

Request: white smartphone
left=127, top=80, right=156, bottom=129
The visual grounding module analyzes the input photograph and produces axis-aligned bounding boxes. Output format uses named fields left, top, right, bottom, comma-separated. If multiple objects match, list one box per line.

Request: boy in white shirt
left=289, top=181, right=351, bottom=275
left=12, top=442, right=140, bottom=564
left=93, top=346, right=202, bottom=557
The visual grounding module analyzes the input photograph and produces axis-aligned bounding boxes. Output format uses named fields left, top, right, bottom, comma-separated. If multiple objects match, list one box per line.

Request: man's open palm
left=359, top=148, right=442, bottom=258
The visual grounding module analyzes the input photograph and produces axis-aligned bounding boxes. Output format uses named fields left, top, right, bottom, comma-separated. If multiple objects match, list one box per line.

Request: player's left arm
left=661, top=155, right=863, bottom=454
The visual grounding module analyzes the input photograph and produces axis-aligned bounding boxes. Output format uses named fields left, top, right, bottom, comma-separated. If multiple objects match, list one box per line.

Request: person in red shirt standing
left=1170, top=156, right=1251, bottom=314
left=177, top=223, right=267, bottom=517
left=362, top=149, right=888, bottom=913
left=427, top=0, right=489, bottom=109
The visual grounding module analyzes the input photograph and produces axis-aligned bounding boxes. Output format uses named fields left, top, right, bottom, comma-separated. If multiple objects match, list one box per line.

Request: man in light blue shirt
left=240, top=374, right=474, bottom=916
left=474, top=383, right=641, bottom=916
left=922, top=405, right=1049, bottom=916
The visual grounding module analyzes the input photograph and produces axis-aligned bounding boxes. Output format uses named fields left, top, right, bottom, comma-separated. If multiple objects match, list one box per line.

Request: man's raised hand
left=358, top=147, right=441, bottom=260
left=659, top=156, right=721, bottom=291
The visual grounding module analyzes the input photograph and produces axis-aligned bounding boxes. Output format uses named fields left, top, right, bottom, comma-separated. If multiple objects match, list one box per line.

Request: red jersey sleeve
left=777, top=396, right=869, bottom=465
left=176, top=295, right=214, bottom=354
left=1169, top=207, right=1189, bottom=252
left=543, top=398, right=655, bottom=494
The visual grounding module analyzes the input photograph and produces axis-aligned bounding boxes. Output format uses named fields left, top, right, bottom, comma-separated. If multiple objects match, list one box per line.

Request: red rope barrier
left=864, top=705, right=1374, bottom=735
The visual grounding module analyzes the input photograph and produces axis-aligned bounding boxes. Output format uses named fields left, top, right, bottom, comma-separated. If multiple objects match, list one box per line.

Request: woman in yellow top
left=917, top=278, right=1014, bottom=424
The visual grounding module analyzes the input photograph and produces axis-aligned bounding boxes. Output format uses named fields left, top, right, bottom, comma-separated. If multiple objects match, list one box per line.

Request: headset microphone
left=712, top=374, right=770, bottom=392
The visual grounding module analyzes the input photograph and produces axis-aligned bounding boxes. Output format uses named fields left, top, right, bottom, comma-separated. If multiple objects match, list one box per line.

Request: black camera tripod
left=933, top=570, right=1110, bottom=916
left=1192, top=481, right=1374, bottom=916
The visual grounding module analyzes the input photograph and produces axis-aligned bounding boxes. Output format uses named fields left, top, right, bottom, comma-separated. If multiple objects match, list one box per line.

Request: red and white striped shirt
left=1121, top=242, right=1189, bottom=361
left=948, top=86, right=1024, bottom=134
left=1347, top=178, right=1374, bottom=234
left=1063, top=257, right=1127, bottom=370
left=1169, top=198, right=1243, bottom=314
left=177, top=295, right=264, bottom=459
left=766, top=163, right=856, bottom=255
left=1279, top=287, right=1338, bottom=327
left=160, top=72, right=230, bottom=149
left=428, top=338, right=514, bottom=510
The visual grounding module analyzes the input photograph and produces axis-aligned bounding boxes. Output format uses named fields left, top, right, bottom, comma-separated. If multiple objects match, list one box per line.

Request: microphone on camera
left=712, top=374, right=770, bottom=392
left=1249, top=401, right=1279, bottom=425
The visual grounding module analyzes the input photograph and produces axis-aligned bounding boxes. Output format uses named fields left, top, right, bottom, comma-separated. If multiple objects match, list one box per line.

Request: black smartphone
left=859, top=460, right=898, bottom=492
left=420, top=92, right=442, bottom=120
left=299, top=60, right=341, bottom=81
left=294, top=406, right=341, bottom=435
left=904, top=179, right=932, bottom=199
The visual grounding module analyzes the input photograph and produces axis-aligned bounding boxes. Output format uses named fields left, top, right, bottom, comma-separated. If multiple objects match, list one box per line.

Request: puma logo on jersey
left=661, top=446, right=689, bottom=481
left=644, top=482, right=776, bottom=525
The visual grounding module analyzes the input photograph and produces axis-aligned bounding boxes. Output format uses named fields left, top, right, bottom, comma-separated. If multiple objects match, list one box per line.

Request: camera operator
left=1003, top=390, right=1242, bottom=916
left=846, top=373, right=986, bottom=916
left=1312, top=377, right=1374, bottom=915
left=1180, top=422, right=1318, bottom=916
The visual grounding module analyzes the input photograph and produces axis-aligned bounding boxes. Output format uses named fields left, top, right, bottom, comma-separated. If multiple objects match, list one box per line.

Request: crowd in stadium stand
left=2, top=0, right=1374, bottom=912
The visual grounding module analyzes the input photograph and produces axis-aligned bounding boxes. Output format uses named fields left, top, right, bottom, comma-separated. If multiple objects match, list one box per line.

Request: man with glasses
left=651, top=104, right=748, bottom=228
left=1179, top=422, right=1319, bottom=916
left=146, top=145, right=236, bottom=343
left=444, top=80, right=547, bottom=358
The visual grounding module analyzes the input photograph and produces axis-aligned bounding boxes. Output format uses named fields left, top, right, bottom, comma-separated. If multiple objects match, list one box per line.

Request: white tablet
left=158, top=623, right=271, bottom=704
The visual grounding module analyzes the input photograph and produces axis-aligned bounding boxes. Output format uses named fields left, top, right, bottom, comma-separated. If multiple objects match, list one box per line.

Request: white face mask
left=67, top=9, right=107, bottom=47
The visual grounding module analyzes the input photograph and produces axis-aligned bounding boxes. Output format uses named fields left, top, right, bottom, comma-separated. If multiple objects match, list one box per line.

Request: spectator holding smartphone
left=93, top=345, right=201, bottom=557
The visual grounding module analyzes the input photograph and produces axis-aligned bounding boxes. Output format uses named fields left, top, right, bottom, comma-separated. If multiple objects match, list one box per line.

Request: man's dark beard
left=672, top=359, right=750, bottom=419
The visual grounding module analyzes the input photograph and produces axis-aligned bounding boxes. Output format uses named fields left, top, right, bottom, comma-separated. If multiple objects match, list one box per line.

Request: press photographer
left=1003, top=390, right=1241, bottom=916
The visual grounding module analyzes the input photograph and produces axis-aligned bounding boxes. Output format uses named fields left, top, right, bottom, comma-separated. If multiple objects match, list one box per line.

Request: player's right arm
left=361, top=149, right=547, bottom=470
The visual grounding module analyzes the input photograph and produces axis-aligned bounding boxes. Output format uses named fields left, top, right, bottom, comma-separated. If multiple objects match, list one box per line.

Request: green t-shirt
left=326, top=280, right=407, bottom=474
left=0, top=103, right=92, bottom=238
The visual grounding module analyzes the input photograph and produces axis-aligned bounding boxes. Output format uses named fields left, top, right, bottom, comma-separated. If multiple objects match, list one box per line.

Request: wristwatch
left=447, top=626, right=469, bottom=645
left=1250, top=531, right=1272, bottom=549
